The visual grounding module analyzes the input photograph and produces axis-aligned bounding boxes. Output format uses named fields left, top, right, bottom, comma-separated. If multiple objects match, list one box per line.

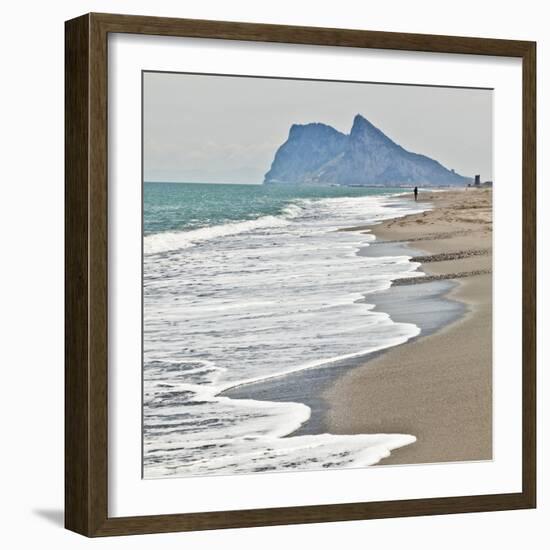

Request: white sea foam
left=143, top=193, right=427, bottom=477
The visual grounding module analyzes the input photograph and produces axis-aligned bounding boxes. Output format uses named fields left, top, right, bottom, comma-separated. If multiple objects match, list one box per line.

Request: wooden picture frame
left=65, top=12, right=536, bottom=537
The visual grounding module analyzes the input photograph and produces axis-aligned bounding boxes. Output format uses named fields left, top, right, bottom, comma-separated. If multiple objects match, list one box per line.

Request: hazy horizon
left=144, top=72, right=493, bottom=184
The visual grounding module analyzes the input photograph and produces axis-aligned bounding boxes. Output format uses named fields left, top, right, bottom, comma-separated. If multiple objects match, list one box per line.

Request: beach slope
left=326, top=189, right=493, bottom=465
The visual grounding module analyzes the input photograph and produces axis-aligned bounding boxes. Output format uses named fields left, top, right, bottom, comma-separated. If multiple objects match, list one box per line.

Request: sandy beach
left=326, top=188, right=493, bottom=465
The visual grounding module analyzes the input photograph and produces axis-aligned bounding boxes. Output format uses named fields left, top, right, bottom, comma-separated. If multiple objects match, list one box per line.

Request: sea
left=143, top=182, right=427, bottom=478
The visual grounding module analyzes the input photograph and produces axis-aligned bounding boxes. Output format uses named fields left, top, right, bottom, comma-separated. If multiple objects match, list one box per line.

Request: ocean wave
left=217, top=322, right=420, bottom=394
left=144, top=202, right=306, bottom=255
left=144, top=431, right=416, bottom=478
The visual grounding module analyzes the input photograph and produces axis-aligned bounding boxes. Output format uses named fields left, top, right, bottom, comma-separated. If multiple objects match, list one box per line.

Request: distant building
left=474, top=174, right=481, bottom=186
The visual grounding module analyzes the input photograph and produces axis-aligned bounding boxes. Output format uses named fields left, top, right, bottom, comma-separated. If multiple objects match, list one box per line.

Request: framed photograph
left=65, top=13, right=536, bottom=537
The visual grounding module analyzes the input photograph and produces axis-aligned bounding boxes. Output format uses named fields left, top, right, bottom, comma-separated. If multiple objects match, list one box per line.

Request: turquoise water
left=143, top=182, right=404, bottom=236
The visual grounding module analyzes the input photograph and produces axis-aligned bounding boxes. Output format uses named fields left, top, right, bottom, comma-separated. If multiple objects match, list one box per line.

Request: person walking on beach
left=414, top=186, right=418, bottom=201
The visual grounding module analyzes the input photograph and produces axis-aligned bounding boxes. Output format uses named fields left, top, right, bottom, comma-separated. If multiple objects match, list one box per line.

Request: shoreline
left=223, top=272, right=463, bottom=437
left=326, top=188, right=493, bottom=465
left=223, top=191, right=468, bottom=435
left=225, top=188, right=492, bottom=467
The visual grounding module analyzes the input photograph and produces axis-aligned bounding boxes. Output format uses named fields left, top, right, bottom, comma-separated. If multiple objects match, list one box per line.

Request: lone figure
left=414, top=186, right=418, bottom=201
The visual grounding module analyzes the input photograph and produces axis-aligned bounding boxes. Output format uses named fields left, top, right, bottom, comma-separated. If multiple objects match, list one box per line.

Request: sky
left=143, top=72, right=493, bottom=184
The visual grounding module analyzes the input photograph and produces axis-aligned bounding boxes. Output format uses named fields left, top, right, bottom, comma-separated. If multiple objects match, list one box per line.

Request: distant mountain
left=264, top=114, right=470, bottom=186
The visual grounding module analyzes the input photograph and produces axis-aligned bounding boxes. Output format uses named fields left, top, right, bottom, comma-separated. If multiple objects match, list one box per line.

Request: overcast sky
left=143, top=72, right=493, bottom=184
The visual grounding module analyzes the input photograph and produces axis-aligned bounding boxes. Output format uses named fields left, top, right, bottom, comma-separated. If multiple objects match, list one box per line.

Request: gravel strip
left=392, top=269, right=492, bottom=286
left=411, top=249, right=491, bottom=263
